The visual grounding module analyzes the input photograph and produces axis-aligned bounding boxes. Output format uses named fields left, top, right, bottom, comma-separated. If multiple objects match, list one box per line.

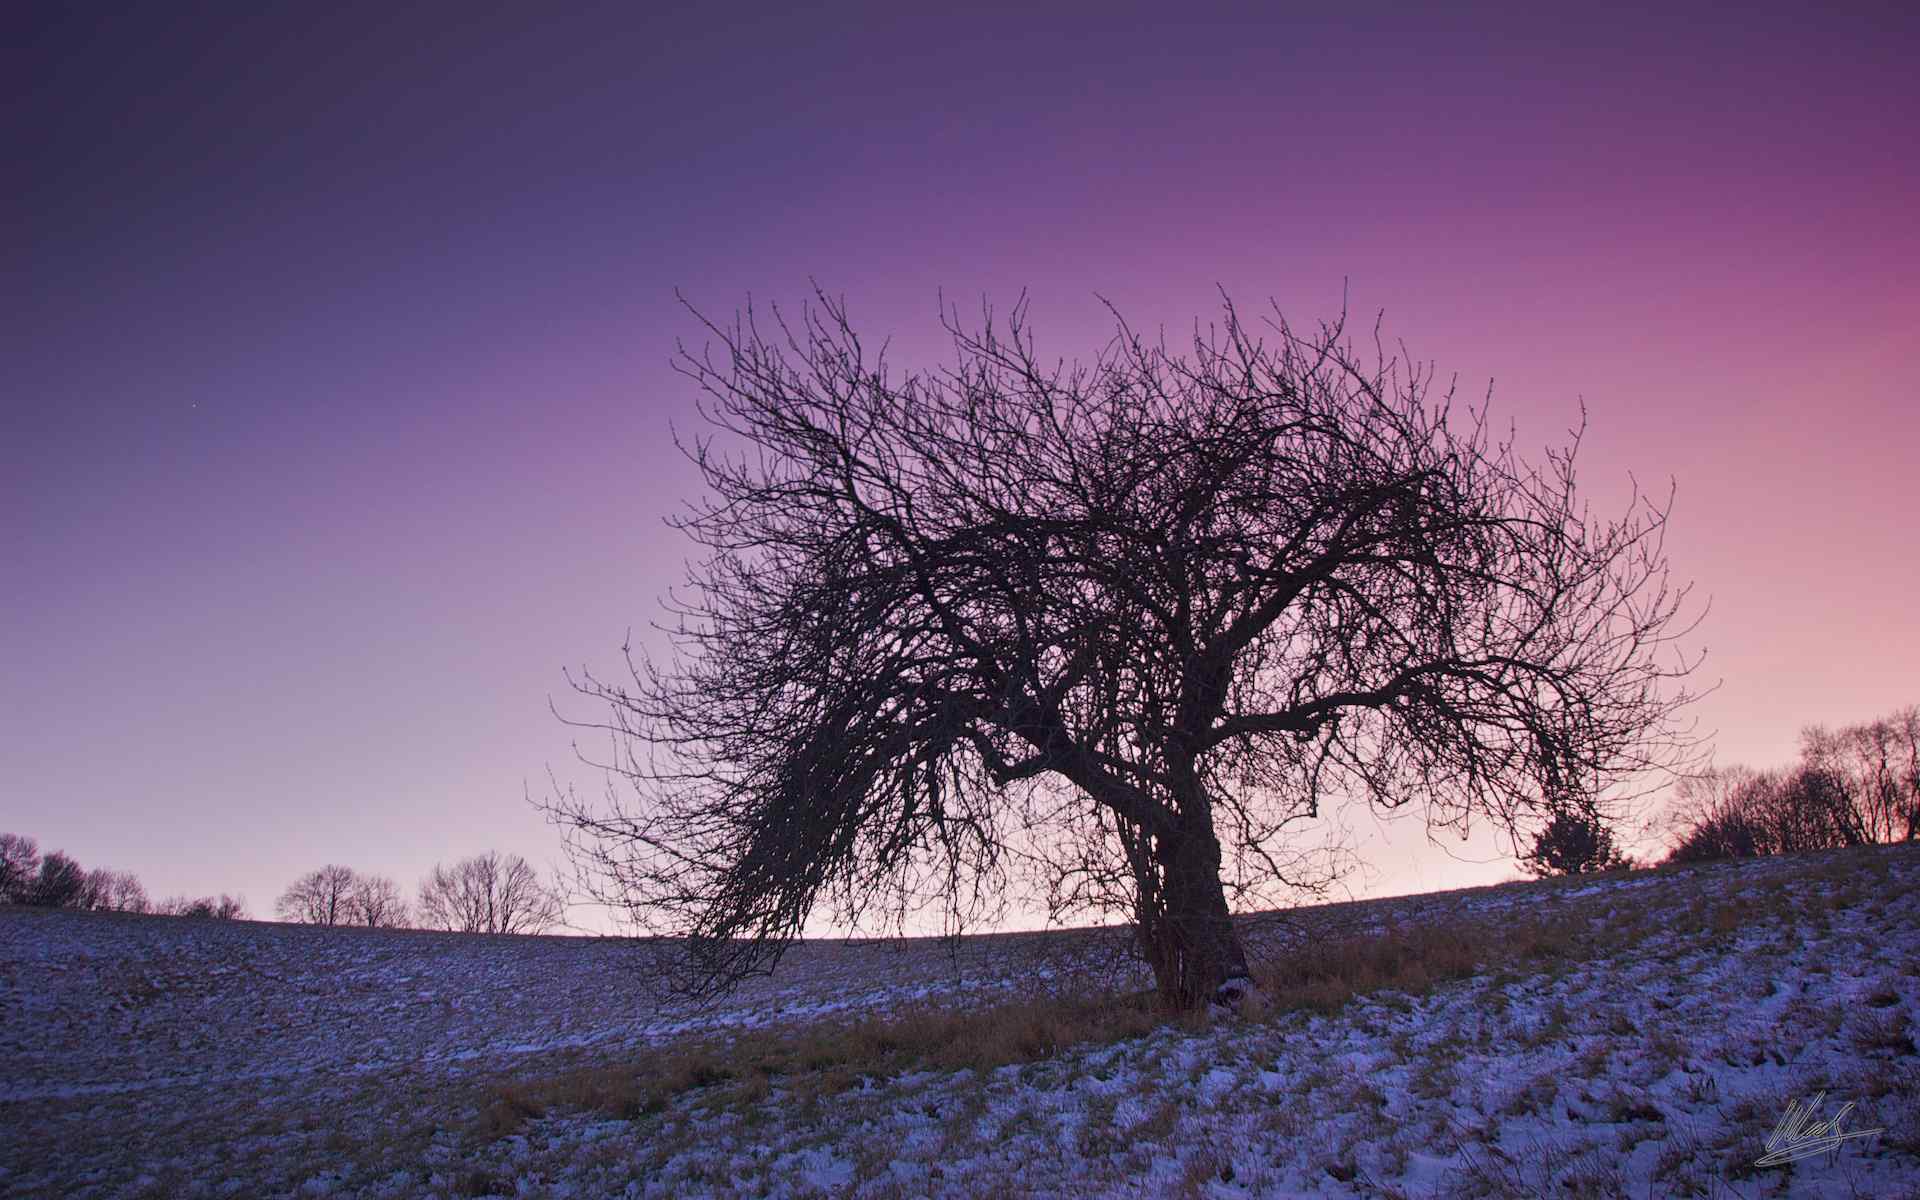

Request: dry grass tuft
left=1253, top=918, right=1569, bottom=1014
left=1848, top=1007, right=1917, bottom=1056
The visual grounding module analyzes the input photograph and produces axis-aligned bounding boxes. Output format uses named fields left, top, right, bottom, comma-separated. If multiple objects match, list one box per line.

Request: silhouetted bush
left=1668, top=805, right=1764, bottom=864
left=1523, top=810, right=1628, bottom=877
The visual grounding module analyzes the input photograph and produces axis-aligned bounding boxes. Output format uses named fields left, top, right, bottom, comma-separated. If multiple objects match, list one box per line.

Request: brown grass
left=1848, top=1007, right=1917, bottom=1056
left=478, top=988, right=1166, bottom=1135
left=1253, top=915, right=1583, bottom=1015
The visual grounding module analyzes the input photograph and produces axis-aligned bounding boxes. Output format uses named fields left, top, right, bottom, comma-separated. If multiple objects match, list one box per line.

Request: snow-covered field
left=3, top=845, right=1916, bottom=1198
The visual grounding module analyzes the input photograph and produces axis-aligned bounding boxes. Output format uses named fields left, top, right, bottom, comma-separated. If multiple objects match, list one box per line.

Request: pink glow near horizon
left=6, top=2, right=1916, bottom=927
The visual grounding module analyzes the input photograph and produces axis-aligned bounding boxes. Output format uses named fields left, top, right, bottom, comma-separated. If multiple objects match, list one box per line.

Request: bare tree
left=346, top=873, right=410, bottom=928
left=549, top=291, right=1698, bottom=1009
left=111, top=872, right=150, bottom=913
left=275, top=865, right=358, bottom=926
left=25, top=851, right=92, bottom=908
left=416, top=852, right=562, bottom=935
left=0, top=834, right=41, bottom=903
left=1802, top=706, right=1920, bottom=843
left=88, top=869, right=150, bottom=913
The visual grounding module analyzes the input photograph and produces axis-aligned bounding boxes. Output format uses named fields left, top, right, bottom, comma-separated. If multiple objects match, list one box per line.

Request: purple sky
left=7, top=2, right=1917, bottom=924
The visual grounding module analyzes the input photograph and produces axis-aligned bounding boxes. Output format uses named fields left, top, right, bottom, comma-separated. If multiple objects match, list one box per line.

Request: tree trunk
left=1135, top=812, right=1252, bottom=1010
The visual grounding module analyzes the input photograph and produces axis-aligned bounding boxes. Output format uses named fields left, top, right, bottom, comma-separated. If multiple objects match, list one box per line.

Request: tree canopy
left=551, top=292, right=1698, bottom=1009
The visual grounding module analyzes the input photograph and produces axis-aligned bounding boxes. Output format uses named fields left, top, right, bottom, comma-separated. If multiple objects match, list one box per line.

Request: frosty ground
left=3, top=845, right=1916, bottom=1198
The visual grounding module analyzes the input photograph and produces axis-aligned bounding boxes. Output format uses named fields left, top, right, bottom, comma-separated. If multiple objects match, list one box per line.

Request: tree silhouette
left=26, top=851, right=92, bottom=908
left=0, top=834, right=41, bottom=903
left=276, top=864, right=358, bottom=926
left=1802, top=706, right=1920, bottom=844
left=347, top=873, right=410, bottom=928
left=1522, top=809, right=1626, bottom=876
left=91, top=869, right=150, bottom=913
left=416, top=852, right=562, bottom=935
left=551, top=292, right=1697, bottom=1009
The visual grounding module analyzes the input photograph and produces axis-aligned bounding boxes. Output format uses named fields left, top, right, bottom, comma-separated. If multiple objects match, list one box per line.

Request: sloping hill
left=4, top=844, right=1916, bottom=1198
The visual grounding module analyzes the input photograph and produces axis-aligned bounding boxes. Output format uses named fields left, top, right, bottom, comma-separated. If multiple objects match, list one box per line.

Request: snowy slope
left=3, top=844, right=1916, bottom=1198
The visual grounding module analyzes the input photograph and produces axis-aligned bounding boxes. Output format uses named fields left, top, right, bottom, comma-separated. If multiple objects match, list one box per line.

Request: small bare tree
left=109, top=871, right=151, bottom=914
left=416, top=852, right=562, bottom=935
left=1802, top=706, right=1920, bottom=844
left=347, top=873, right=410, bottom=928
left=550, top=291, right=1698, bottom=1009
left=0, top=834, right=39, bottom=903
left=89, top=869, right=150, bottom=913
left=276, top=865, right=358, bottom=926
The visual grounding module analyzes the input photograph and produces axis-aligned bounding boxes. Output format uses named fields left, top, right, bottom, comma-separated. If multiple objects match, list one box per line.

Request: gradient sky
left=7, top=1, right=1917, bottom=926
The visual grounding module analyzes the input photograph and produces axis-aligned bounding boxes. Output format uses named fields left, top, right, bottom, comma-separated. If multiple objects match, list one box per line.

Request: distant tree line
left=0, top=833, right=247, bottom=918
left=1517, top=704, right=1918, bottom=877
left=1, top=834, right=565, bottom=936
left=275, top=851, right=563, bottom=935
left=1666, top=705, right=1919, bottom=863
left=1, top=833, right=560, bottom=936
